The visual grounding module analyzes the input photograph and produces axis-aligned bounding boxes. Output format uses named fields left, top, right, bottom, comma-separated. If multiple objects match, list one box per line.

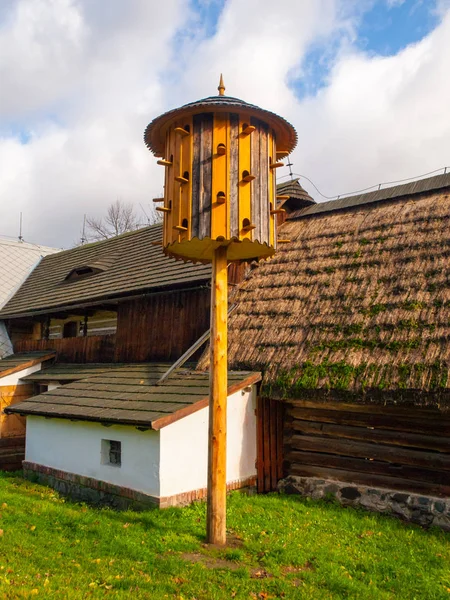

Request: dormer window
left=64, top=266, right=102, bottom=282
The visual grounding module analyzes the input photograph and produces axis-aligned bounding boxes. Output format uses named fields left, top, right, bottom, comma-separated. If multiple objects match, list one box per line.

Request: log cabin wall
left=114, top=288, right=210, bottom=362
left=283, top=398, right=450, bottom=498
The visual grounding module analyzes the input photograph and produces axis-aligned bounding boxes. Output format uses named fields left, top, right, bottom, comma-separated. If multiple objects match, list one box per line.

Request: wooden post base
left=206, top=245, right=228, bottom=545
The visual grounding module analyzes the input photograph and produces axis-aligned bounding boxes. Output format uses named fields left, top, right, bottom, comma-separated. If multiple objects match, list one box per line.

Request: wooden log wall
left=0, top=437, right=25, bottom=471
left=114, top=288, right=210, bottom=362
left=284, top=399, right=450, bottom=498
left=14, top=335, right=116, bottom=363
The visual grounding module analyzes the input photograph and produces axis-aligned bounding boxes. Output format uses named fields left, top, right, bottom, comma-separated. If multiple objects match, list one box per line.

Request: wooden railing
left=14, top=335, right=116, bottom=363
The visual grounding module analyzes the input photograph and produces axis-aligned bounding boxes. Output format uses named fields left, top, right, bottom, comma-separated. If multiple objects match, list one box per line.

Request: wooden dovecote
left=144, top=79, right=297, bottom=263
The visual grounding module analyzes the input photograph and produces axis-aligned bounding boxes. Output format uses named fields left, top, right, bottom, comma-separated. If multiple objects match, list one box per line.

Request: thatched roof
left=204, top=174, right=450, bottom=409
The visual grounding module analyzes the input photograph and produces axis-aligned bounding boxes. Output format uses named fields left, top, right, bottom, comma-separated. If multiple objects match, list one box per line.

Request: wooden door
left=256, top=397, right=285, bottom=492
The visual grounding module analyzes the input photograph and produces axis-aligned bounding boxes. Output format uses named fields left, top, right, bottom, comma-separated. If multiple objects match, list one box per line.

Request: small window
left=63, top=321, right=79, bottom=338
left=101, top=439, right=121, bottom=467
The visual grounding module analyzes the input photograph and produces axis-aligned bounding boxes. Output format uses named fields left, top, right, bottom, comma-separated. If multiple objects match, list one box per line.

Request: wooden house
left=199, top=172, right=450, bottom=528
left=0, top=220, right=270, bottom=505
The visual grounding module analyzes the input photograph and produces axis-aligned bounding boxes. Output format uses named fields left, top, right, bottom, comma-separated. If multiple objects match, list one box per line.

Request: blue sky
left=0, top=0, right=449, bottom=246
left=291, top=0, right=442, bottom=99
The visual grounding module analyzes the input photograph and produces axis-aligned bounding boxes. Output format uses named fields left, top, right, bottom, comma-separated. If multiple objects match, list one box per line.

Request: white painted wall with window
left=24, top=385, right=257, bottom=501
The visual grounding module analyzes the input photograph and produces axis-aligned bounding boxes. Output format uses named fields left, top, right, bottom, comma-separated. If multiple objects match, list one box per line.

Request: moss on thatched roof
left=201, top=182, right=450, bottom=409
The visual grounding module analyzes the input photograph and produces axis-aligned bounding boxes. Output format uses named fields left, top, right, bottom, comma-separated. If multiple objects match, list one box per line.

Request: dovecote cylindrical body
left=145, top=94, right=297, bottom=263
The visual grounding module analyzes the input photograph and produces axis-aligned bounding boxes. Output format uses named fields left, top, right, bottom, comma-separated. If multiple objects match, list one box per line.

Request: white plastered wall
left=25, top=417, right=161, bottom=496
left=0, top=362, right=43, bottom=387
left=159, top=386, right=257, bottom=497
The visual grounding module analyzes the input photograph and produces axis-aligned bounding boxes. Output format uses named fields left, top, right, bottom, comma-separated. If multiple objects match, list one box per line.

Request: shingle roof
left=144, top=95, right=297, bottom=156
left=276, top=178, right=316, bottom=211
left=289, top=172, right=450, bottom=220
left=0, top=225, right=211, bottom=319
left=20, top=362, right=137, bottom=383
left=0, top=352, right=55, bottom=379
left=6, top=364, right=261, bottom=429
left=0, top=238, right=59, bottom=309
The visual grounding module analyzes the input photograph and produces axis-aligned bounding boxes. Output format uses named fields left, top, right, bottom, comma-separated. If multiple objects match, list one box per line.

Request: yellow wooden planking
left=179, top=116, right=193, bottom=241
left=211, top=115, right=228, bottom=239
left=238, top=114, right=252, bottom=241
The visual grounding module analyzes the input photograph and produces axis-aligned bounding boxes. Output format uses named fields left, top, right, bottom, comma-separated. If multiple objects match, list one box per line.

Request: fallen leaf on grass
left=251, top=569, right=272, bottom=579
left=358, top=531, right=374, bottom=538
left=0, top=529, right=3, bottom=537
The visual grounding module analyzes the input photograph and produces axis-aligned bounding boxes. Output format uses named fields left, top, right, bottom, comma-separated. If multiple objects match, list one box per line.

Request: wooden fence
left=14, top=335, right=116, bottom=363
left=284, top=399, right=450, bottom=498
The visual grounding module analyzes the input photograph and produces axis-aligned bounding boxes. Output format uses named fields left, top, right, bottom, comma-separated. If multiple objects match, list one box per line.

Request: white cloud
left=291, top=8, right=450, bottom=199
left=0, top=0, right=449, bottom=247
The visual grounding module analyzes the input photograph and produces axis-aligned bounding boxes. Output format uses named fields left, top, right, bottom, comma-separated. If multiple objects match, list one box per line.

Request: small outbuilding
left=6, top=363, right=260, bottom=508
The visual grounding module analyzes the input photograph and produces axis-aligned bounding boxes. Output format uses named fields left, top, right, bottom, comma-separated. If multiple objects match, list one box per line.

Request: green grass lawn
left=0, top=472, right=448, bottom=599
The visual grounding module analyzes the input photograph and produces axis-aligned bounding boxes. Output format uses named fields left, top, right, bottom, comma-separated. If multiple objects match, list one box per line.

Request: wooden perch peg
left=152, top=197, right=164, bottom=203
left=270, top=208, right=286, bottom=215
left=217, top=143, right=226, bottom=156
left=216, top=192, right=226, bottom=204
left=242, top=172, right=256, bottom=183
left=277, top=239, right=291, bottom=244
left=173, top=225, right=188, bottom=232
left=175, top=175, right=189, bottom=184
left=276, top=195, right=290, bottom=201
left=276, top=150, right=289, bottom=158
left=174, top=127, right=190, bottom=137
left=157, top=159, right=173, bottom=167
left=270, top=161, right=285, bottom=169
left=242, top=223, right=256, bottom=233
left=156, top=206, right=171, bottom=213
left=241, top=124, right=256, bottom=135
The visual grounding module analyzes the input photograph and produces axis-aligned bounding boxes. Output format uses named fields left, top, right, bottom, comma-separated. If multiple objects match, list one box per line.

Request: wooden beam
left=207, top=245, right=228, bottom=545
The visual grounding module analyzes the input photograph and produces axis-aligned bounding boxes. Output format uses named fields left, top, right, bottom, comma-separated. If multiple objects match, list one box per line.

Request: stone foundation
left=23, top=461, right=256, bottom=510
left=279, top=476, right=450, bottom=531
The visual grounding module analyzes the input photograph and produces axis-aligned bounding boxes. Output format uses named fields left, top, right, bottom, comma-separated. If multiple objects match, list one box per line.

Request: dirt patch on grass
left=282, top=561, right=315, bottom=575
left=181, top=552, right=241, bottom=570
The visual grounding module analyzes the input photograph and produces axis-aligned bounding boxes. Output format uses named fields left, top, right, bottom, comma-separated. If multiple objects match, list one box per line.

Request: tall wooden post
left=144, top=76, right=297, bottom=546
left=207, top=244, right=228, bottom=545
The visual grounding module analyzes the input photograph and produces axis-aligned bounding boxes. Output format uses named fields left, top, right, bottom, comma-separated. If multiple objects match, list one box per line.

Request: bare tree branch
left=86, top=200, right=140, bottom=241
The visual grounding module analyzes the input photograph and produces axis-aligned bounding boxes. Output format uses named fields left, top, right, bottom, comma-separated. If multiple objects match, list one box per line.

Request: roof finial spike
left=218, top=74, right=225, bottom=96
